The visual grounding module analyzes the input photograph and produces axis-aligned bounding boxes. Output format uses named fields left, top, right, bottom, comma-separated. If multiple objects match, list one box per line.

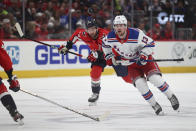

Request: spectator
left=148, top=0, right=163, bottom=16
left=0, top=3, right=8, bottom=20
left=47, top=22, right=55, bottom=39
left=162, top=0, right=172, bottom=14
left=0, top=0, right=195, bottom=40
left=25, top=1, right=36, bottom=22
left=177, top=30, right=186, bottom=40
left=0, top=18, right=17, bottom=39
left=138, top=21, right=147, bottom=34
left=160, top=21, right=173, bottom=40
left=104, top=19, right=112, bottom=31
left=76, top=19, right=86, bottom=29
left=175, top=0, right=187, bottom=28
left=147, top=23, right=161, bottom=40
left=35, top=23, right=48, bottom=39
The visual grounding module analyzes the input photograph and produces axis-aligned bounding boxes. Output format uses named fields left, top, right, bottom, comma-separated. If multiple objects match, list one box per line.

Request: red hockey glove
left=87, top=51, right=98, bottom=62
left=136, top=52, right=148, bottom=66
left=8, top=75, right=20, bottom=92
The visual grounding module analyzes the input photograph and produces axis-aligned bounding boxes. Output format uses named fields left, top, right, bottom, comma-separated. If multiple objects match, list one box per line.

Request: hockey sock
left=157, top=82, right=173, bottom=98
left=90, top=66, right=102, bottom=94
left=135, top=78, right=156, bottom=106
left=91, top=80, right=101, bottom=94
left=1, top=94, right=17, bottom=115
left=149, top=74, right=173, bottom=98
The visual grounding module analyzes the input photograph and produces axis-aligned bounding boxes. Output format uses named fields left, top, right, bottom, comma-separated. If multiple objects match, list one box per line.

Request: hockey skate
left=152, top=102, right=164, bottom=115
left=10, top=110, right=24, bottom=125
left=88, top=93, right=99, bottom=106
left=169, top=94, right=180, bottom=111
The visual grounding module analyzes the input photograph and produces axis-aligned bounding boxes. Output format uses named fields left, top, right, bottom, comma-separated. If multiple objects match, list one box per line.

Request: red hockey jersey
left=69, top=28, right=109, bottom=51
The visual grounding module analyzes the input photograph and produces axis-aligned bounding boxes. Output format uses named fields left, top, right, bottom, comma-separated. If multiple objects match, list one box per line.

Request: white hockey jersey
left=102, top=28, right=155, bottom=64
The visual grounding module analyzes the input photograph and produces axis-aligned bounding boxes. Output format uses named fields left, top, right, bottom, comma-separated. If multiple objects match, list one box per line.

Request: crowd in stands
left=0, top=0, right=196, bottom=40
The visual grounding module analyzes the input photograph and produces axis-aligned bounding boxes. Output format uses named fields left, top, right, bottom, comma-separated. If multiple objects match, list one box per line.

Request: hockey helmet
left=86, top=18, right=97, bottom=28
left=113, top=15, right=127, bottom=26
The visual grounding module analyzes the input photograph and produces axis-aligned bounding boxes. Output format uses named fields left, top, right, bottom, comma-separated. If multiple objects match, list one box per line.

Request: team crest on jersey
left=113, top=46, right=138, bottom=59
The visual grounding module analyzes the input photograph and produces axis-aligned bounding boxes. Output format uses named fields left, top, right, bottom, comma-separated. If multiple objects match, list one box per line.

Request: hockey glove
left=136, top=52, right=148, bottom=66
left=87, top=51, right=98, bottom=62
left=58, top=40, right=73, bottom=55
left=8, top=75, right=20, bottom=92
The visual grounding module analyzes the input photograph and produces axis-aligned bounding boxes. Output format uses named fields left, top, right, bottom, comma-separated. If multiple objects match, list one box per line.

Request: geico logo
left=6, top=46, right=20, bottom=64
left=35, top=45, right=90, bottom=65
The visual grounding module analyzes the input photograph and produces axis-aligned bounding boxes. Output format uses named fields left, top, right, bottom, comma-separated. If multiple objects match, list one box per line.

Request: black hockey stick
left=14, top=23, right=82, bottom=57
left=148, top=58, right=184, bottom=62
left=116, top=58, right=184, bottom=65
left=20, top=89, right=110, bottom=121
left=135, top=58, right=184, bottom=62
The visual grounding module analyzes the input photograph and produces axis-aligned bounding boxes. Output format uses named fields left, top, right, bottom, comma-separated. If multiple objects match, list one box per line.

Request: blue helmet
left=86, top=18, right=97, bottom=28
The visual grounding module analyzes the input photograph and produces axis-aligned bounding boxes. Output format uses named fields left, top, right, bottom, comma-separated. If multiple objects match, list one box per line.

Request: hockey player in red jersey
left=0, top=40, right=24, bottom=123
left=58, top=18, right=109, bottom=105
left=102, top=15, right=179, bottom=115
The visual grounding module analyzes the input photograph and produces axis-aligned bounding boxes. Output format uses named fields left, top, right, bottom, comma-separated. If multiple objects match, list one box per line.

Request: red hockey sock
left=90, top=66, right=102, bottom=81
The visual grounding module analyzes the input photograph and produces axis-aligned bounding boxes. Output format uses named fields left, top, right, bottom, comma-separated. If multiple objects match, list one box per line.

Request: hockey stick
left=147, top=58, right=184, bottom=62
left=14, top=23, right=82, bottom=57
left=20, top=89, right=110, bottom=121
left=130, top=58, right=184, bottom=62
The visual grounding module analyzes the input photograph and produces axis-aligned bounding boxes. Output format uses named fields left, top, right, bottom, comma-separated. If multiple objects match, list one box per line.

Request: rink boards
left=0, top=40, right=196, bottom=78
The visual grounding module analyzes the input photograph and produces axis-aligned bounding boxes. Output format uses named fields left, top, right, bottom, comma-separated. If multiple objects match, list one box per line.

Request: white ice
left=1, top=73, right=196, bottom=131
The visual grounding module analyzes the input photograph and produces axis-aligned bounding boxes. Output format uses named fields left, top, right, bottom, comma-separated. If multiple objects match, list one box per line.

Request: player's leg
left=88, top=65, right=103, bottom=104
left=134, top=77, right=164, bottom=115
left=148, top=74, right=180, bottom=111
left=123, top=65, right=164, bottom=115
left=143, top=56, right=180, bottom=111
left=0, top=78, right=24, bottom=122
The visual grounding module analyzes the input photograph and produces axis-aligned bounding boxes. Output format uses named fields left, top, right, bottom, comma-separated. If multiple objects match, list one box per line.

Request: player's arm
left=0, top=42, right=20, bottom=92
left=58, top=29, right=82, bottom=55
left=136, top=29, right=155, bottom=65
left=87, top=29, right=109, bottom=63
left=102, top=37, right=117, bottom=66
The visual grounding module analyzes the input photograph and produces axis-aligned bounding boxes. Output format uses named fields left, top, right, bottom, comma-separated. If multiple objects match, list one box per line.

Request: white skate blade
left=89, top=101, right=97, bottom=106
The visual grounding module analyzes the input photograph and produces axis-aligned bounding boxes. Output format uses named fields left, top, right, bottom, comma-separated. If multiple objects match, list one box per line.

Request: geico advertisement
left=154, top=41, right=196, bottom=67
left=3, top=41, right=91, bottom=70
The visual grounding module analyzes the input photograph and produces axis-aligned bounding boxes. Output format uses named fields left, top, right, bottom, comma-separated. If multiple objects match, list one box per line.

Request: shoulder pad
left=107, top=30, right=116, bottom=38
left=128, top=28, right=139, bottom=39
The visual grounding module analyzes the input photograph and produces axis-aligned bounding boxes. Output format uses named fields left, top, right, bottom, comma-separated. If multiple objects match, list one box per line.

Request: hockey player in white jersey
left=102, top=15, right=180, bottom=115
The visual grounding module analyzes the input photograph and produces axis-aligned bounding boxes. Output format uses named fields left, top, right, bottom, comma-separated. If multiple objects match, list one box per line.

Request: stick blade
left=15, top=22, right=24, bottom=37
left=97, top=111, right=111, bottom=121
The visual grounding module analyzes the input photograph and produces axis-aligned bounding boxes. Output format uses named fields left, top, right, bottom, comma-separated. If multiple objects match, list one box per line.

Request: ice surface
left=1, top=73, right=196, bottom=131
